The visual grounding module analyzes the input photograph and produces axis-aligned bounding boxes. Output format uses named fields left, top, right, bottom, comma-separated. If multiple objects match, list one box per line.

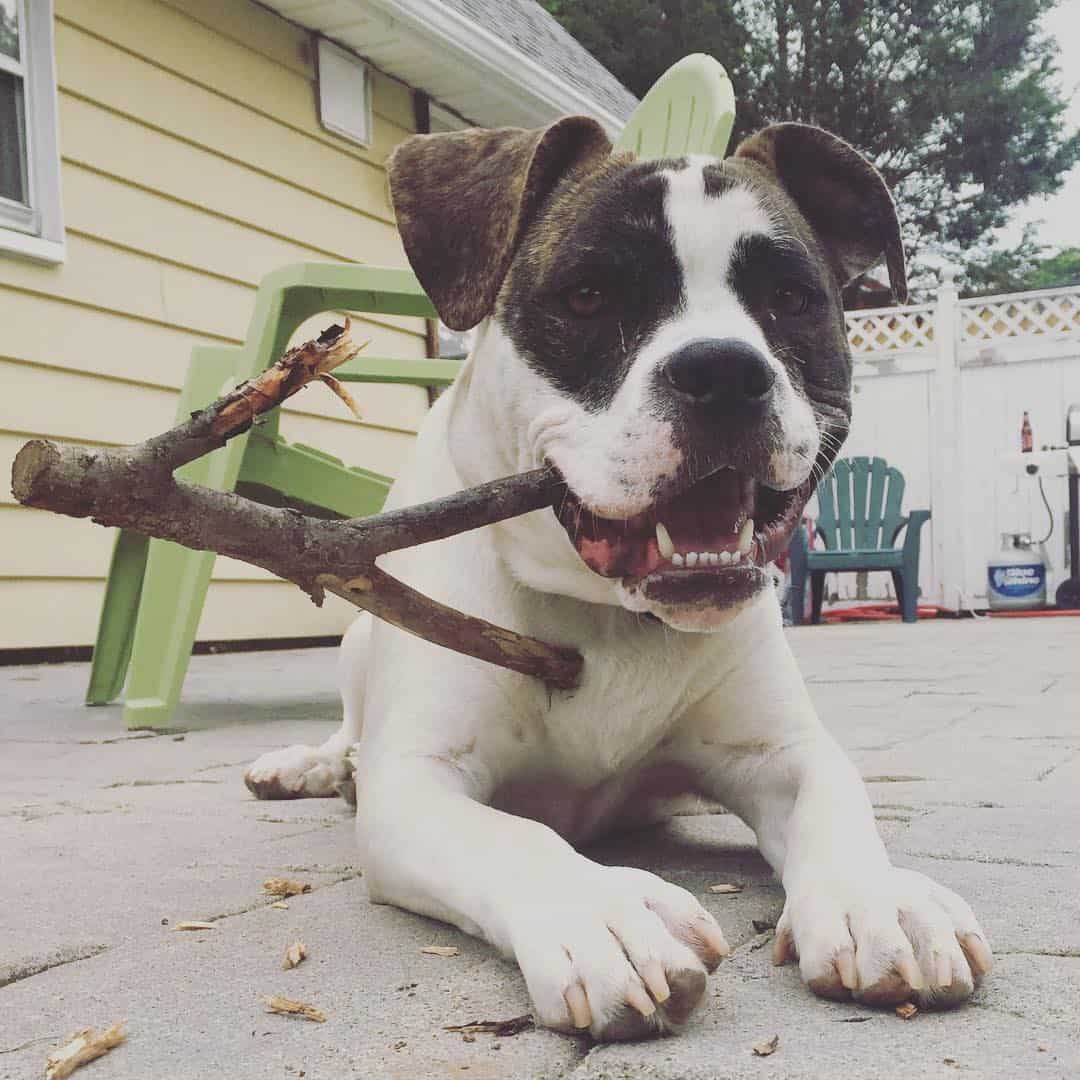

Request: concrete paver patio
left=2, top=616, right=1078, bottom=1079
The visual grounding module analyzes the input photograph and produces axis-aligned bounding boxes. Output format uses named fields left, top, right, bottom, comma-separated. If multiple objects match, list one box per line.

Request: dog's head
left=389, top=117, right=905, bottom=630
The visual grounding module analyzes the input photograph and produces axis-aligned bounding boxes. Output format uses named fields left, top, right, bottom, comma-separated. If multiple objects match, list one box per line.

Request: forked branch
left=11, top=322, right=581, bottom=689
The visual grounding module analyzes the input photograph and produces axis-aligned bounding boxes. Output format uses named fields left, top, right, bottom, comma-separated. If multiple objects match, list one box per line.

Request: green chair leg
left=85, top=530, right=151, bottom=705
left=810, top=572, right=826, bottom=624
left=900, top=509, right=930, bottom=624
left=118, top=347, right=247, bottom=729
left=891, top=570, right=918, bottom=623
left=122, top=545, right=218, bottom=729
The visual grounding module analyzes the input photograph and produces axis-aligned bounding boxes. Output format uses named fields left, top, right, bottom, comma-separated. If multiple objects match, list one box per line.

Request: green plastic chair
left=788, top=456, right=931, bottom=625
left=86, top=54, right=737, bottom=728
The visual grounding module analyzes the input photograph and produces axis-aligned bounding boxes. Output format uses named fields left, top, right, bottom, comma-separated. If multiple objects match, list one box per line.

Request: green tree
left=963, top=233, right=1080, bottom=296
left=541, top=0, right=1080, bottom=293
left=0, top=5, right=17, bottom=59
left=1030, top=247, right=1080, bottom=288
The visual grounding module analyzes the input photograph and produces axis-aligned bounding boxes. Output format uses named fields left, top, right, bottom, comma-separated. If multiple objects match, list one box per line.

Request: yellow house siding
left=0, top=0, right=428, bottom=650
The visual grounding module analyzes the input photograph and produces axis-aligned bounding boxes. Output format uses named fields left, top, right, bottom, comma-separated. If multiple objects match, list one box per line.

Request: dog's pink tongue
left=575, top=535, right=659, bottom=579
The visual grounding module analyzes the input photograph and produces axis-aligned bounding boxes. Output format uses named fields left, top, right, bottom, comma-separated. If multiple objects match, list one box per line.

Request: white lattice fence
left=958, top=286, right=1080, bottom=344
left=845, top=303, right=935, bottom=357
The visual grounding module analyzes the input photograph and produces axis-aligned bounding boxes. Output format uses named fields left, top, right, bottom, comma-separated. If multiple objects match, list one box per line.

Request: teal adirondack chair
left=86, top=55, right=737, bottom=729
left=788, top=456, right=931, bottom=624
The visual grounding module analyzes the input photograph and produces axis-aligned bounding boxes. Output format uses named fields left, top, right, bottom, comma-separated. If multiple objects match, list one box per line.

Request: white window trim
left=0, top=0, right=64, bottom=264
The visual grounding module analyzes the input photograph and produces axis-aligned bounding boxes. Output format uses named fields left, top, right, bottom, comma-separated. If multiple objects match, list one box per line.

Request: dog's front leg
left=357, top=753, right=729, bottom=1040
left=680, top=633, right=992, bottom=1009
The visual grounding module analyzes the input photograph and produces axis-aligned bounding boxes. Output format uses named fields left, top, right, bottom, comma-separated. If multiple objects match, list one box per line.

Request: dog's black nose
left=662, top=339, right=776, bottom=411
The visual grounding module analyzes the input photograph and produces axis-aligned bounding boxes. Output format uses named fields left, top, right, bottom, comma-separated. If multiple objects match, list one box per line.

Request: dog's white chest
left=507, top=601, right=729, bottom=788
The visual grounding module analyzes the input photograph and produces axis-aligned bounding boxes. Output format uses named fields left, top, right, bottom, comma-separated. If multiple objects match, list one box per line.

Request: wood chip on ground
left=282, top=942, right=308, bottom=970
left=895, top=1003, right=919, bottom=1020
left=265, top=996, right=326, bottom=1023
left=44, top=1022, right=126, bottom=1080
left=171, top=921, right=216, bottom=931
left=263, top=878, right=311, bottom=896
left=749, top=931, right=775, bottom=951
left=708, top=883, right=743, bottom=894
left=752, top=1034, right=780, bottom=1057
left=270, top=901, right=289, bottom=910
left=420, top=945, right=459, bottom=957
left=444, top=1015, right=534, bottom=1037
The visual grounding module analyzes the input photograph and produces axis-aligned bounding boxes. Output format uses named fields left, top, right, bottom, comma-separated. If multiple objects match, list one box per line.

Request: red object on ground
left=815, top=604, right=1080, bottom=623
left=819, top=603, right=945, bottom=623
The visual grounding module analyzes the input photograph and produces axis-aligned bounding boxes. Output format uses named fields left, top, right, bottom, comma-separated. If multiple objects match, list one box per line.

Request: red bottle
left=1021, top=411, right=1033, bottom=453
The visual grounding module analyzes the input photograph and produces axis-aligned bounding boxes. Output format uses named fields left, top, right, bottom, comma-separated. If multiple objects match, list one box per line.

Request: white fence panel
left=834, top=276, right=1080, bottom=611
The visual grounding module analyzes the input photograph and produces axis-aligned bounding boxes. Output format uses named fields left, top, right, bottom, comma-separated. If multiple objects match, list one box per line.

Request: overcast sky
left=998, top=0, right=1080, bottom=249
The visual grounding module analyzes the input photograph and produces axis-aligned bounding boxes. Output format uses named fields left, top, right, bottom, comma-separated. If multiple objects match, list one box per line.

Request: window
left=0, top=0, right=63, bottom=263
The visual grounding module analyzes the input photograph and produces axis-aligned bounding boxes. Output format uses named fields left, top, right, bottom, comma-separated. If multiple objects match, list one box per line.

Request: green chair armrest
left=334, top=354, right=462, bottom=389
left=897, top=509, right=931, bottom=557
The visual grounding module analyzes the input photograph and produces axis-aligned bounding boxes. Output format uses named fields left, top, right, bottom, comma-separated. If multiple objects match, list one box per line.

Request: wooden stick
left=11, top=324, right=582, bottom=690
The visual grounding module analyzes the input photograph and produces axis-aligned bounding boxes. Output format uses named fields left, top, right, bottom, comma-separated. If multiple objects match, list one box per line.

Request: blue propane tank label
left=989, top=564, right=1045, bottom=598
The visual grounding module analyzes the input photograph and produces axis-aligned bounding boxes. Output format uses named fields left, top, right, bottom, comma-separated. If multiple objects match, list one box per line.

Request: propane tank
left=987, top=532, right=1047, bottom=610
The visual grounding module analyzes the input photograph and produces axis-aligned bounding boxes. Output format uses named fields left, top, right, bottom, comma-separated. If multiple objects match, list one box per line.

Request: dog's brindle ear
left=735, top=123, right=908, bottom=304
left=387, top=116, right=612, bottom=331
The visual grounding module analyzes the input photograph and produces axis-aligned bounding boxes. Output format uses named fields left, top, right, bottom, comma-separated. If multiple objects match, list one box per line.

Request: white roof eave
left=267, top=0, right=627, bottom=135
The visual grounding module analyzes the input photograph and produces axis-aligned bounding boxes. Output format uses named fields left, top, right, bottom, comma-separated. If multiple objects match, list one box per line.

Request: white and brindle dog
left=245, top=118, right=992, bottom=1040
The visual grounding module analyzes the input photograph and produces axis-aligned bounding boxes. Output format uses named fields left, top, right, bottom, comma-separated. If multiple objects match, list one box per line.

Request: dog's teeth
left=672, top=553, right=685, bottom=567
left=709, top=552, right=721, bottom=565
left=731, top=550, right=742, bottom=564
left=686, top=552, right=699, bottom=567
left=719, top=550, right=732, bottom=565
left=655, top=521, right=675, bottom=560
left=738, top=518, right=755, bottom=555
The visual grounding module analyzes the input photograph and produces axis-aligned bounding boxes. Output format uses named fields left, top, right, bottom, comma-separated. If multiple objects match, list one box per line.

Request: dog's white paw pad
left=244, top=745, right=349, bottom=800
left=513, top=867, right=722, bottom=1041
left=778, top=866, right=992, bottom=1010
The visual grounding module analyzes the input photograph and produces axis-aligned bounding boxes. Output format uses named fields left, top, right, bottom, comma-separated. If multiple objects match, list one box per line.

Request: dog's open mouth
left=554, top=467, right=810, bottom=606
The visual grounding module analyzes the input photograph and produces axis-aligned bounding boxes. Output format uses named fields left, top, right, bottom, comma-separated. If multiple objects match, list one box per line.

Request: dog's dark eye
left=564, top=286, right=606, bottom=318
left=771, top=281, right=809, bottom=317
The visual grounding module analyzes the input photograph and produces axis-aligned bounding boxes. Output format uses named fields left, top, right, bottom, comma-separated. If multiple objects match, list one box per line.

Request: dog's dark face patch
left=497, top=159, right=685, bottom=411
left=716, top=160, right=852, bottom=401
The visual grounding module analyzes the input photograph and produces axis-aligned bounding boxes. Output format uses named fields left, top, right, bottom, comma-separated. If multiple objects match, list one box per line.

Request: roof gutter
left=363, top=0, right=627, bottom=135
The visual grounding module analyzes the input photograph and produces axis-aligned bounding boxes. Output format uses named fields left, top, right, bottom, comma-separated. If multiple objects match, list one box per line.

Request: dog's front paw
left=244, top=745, right=351, bottom=800
left=775, top=866, right=993, bottom=1009
left=509, top=866, right=729, bottom=1041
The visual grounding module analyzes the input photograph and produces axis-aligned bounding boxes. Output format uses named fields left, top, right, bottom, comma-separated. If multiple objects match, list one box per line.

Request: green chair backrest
left=613, top=54, right=735, bottom=159
left=816, top=456, right=907, bottom=552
